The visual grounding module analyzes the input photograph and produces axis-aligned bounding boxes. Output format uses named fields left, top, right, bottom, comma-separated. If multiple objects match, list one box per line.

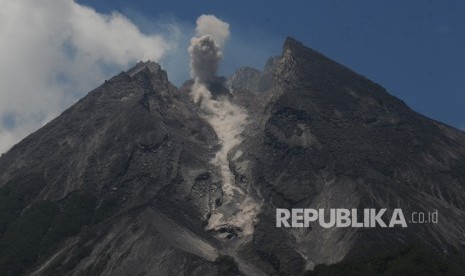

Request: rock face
left=1, top=38, right=465, bottom=276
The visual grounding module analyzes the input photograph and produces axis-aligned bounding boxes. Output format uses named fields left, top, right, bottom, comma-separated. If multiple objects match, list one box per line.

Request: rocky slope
left=0, top=37, right=464, bottom=275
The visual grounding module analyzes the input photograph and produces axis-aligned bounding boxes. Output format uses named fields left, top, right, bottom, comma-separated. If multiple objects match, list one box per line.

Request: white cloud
left=0, top=0, right=175, bottom=154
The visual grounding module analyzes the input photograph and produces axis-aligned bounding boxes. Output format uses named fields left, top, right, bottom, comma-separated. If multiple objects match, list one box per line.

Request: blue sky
left=77, top=0, right=465, bottom=129
left=1, top=1, right=464, bottom=153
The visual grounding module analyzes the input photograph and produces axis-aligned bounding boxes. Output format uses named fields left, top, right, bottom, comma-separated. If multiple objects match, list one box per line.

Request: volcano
left=0, top=38, right=464, bottom=275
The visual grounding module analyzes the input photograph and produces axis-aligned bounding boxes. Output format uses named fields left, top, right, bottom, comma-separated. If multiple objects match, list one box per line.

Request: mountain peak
left=126, top=60, right=162, bottom=77
left=1, top=37, right=465, bottom=276
left=283, top=36, right=304, bottom=50
left=282, top=36, right=323, bottom=61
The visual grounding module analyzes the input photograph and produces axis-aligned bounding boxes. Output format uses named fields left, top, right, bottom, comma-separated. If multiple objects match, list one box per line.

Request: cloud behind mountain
left=0, top=0, right=175, bottom=153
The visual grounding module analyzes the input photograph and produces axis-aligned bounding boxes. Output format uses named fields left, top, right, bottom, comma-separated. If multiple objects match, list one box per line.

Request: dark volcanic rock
left=233, top=37, right=465, bottom=269
left=0, top=61, right=227, bottom=275
left=1, top=38, right=465, bottom=276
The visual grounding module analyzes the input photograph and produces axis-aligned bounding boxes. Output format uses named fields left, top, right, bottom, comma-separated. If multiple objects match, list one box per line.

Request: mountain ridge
left=0, top=37, right=464, bottom=275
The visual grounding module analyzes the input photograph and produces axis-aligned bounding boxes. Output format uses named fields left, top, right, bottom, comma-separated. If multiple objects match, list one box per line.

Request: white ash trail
left=190, top=81, right=248, bottom=198
left=188, top=15, right=261, bottom=237
left=188, top=14, right=247, bottom=198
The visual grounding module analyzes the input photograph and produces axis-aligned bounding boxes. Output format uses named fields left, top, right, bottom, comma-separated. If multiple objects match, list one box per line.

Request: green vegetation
left=305, top=245, right=465, bottom=276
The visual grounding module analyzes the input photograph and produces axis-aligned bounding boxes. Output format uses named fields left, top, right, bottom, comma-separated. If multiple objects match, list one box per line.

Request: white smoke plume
left=188, top=15, right=229, bottom=83
left=195, top=15, right=230, bottom=48
left=188, top=15, right=262, bottom=238
left=188, top=35, right=222, bottom=83
left=188, top=14, right=246, bottom=198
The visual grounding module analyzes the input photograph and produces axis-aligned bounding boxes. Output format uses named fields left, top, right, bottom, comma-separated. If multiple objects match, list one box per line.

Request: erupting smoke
left=195, top=14, right=230, bottom=48
left=188, top=15, right=261, bottom=238
left=188, top=15, right=229, bottom=83
left=189, top=35, right=221, bottom=83
left=188, top=15, right=245, bottom=198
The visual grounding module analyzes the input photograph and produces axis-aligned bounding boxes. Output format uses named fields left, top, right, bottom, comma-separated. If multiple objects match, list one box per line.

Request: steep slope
left=228, top=37, right=465, bottom=273
left=0, top=62, right=233, bottom=275
left=0, top=38, right=464, bottom=276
